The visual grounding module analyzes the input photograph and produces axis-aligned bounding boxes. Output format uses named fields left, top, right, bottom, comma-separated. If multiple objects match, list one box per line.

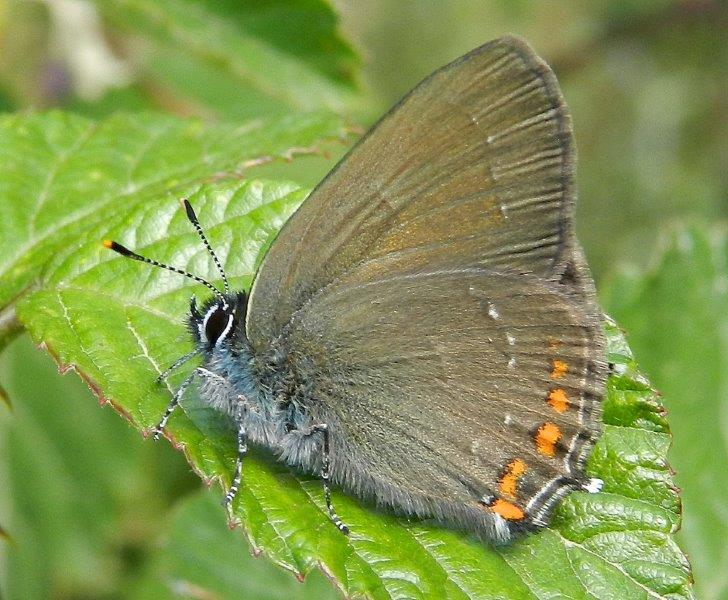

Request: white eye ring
left=200, top=305, right=234, bottom=346
left=217, top=313, right=234, bottom=346
left=198, top=307, right=213, bottom=340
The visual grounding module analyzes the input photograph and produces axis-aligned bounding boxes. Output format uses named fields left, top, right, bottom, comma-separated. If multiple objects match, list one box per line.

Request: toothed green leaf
left=2, top=112, right=694, bottom=598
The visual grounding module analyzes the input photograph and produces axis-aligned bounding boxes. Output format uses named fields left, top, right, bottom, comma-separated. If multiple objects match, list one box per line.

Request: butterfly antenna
left=181, top=199, right=230, bottom=294
left=102, top=240, right=227, bottom=304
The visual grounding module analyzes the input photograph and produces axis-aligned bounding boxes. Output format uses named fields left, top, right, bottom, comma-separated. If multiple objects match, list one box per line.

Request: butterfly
left=104, top=35, right=606, bottom=542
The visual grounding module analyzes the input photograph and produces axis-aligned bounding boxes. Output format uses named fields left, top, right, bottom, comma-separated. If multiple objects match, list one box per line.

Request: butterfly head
left=188, top=291, right=248, bottom=352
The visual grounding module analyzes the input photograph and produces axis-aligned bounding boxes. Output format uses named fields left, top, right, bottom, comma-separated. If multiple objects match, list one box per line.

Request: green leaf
left=2, top=111, right=692, bottom=597
left=603, top=224, right=727, bottom=599
left=92, top=0, right=361, bottom=119
left=137, top=489, right=339, bottom=600
left=0, top=110, right=349, bottom=333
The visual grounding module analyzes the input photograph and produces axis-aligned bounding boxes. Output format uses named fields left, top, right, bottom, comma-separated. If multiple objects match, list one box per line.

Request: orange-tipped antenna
left=103, top=239, right=226, bottom=304
left=181, top=199, right=230, bottom=294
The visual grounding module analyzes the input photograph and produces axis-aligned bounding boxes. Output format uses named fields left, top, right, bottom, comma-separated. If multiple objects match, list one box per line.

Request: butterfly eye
left=204, top=306, right=233, bottom=346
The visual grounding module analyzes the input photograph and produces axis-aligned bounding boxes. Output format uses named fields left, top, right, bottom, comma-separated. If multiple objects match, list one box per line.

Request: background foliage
left=0, top=1, right=725, bottom=598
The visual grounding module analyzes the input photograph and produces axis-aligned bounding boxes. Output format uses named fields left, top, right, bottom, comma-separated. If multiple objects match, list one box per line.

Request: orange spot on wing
left=489, top=499, right=525, bottom=521
left=548, top=338, right=563, bottom=350
left=550, top=359, right=568, bottom=379
left=547, top=388, right=569, bottom=413
left=498, top=459, right=527, bottom=499
left=535, top=422, right=562, bottom=457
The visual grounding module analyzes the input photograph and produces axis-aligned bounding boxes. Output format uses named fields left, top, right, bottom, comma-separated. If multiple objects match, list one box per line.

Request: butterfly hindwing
left=281, top=267, right=604, bottom=539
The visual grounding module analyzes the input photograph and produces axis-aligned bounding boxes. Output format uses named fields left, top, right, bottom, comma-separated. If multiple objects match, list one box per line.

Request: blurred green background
left=0, top=1, right=725, bottom=598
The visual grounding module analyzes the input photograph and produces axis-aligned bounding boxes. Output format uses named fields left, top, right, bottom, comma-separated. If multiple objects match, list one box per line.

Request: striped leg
left=222, top=418, right=247, bottom=507
left=308, top=424, right=349, bottom=535
left=156, top=349, right=200, bottom=383
left=153, top=371, right=195, bottom=440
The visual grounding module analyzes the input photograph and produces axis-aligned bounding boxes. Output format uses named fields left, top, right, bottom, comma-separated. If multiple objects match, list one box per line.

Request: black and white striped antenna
left=103, top=199, right=229, bottom=304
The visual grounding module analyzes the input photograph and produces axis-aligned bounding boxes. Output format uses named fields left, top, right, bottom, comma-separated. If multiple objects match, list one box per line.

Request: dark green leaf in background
left=0, top=335, right=199, bottom=599
left=92, top=0, right=361, bottom=119
left=604, top=225, right=728, bottom=600
left=0, top=111, right=693, bottom=598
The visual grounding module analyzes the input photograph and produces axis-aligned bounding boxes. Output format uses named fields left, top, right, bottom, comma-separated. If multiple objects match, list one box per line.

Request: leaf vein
left=557, top=530, right=665, bottom=599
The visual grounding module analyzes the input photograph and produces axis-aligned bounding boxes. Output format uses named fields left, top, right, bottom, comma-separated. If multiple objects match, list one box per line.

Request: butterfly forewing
left=247, top=36, right=578, bottom=348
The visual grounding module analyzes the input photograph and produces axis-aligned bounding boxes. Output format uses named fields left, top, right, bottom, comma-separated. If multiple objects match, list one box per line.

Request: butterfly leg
left=222, top=410, right=248, bottom=508
left=305, top=424, right=350, bottom=535
left=152, top=370, right=196, bottom=440
left=192, top=369, right=251, bottom=507
left=155, top=348, right=200, bottom=383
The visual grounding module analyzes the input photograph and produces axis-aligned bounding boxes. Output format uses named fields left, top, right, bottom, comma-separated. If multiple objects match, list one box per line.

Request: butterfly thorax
left=248, top=336, right=326, bottom=472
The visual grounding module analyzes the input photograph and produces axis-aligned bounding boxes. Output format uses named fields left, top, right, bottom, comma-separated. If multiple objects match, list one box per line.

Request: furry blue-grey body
left=201, top=348, right=323, bottom=471
left=199, top=347, right=281, bottom=446
left=193, top=293, right=323, bottom=477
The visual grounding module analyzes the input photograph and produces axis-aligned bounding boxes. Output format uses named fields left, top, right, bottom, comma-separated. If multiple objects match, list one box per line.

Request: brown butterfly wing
left=283, top=267, right=605, bottom=540
left=246, top=36, right=585, bottom=350
left=245, top=35, right=606, bottom=539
